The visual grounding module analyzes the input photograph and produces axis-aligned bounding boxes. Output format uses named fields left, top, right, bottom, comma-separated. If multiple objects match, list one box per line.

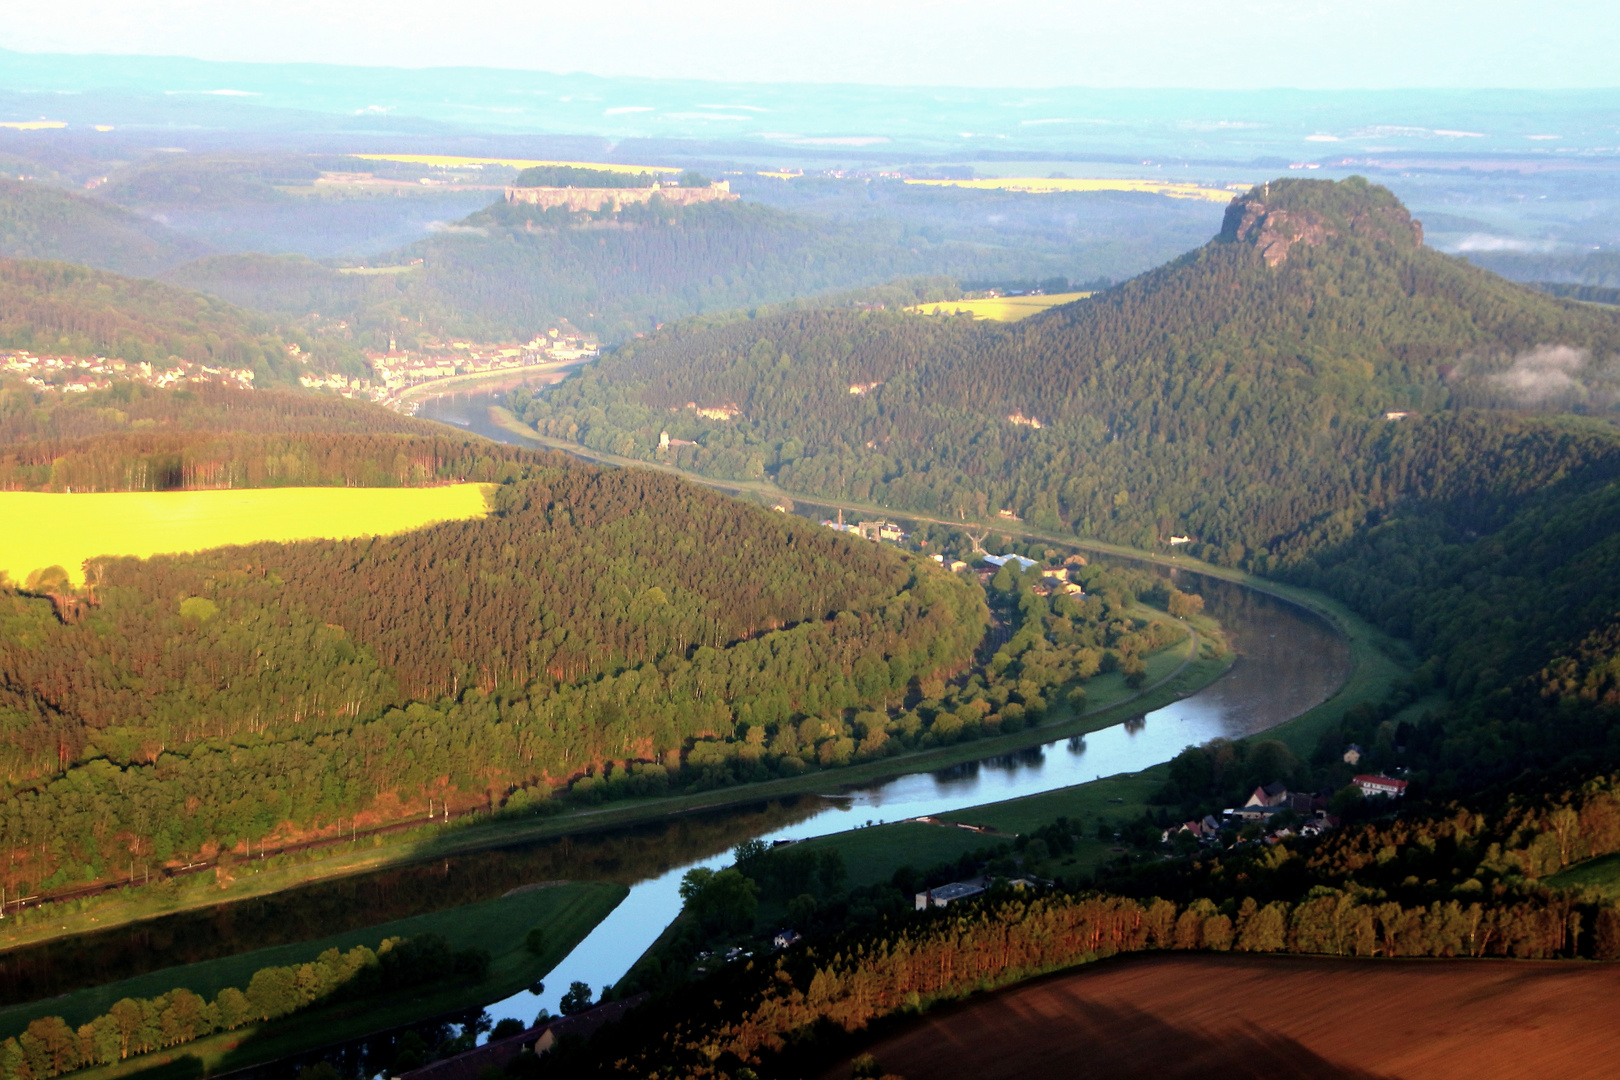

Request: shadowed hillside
left=0, top=180, right=208, bottom=276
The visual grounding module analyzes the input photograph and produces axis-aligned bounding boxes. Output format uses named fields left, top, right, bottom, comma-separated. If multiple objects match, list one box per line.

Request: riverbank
left=12, top=882, right=626, bottom=1080
left=0, top=882, right=625, bottom=1038
left=785, top=587, right=1409, bottom=895
left=393, top=358, right=587, bottom=405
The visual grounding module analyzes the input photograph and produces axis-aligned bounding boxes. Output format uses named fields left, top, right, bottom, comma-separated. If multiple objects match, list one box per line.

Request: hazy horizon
left=7, top=0, right=1619, bottom=90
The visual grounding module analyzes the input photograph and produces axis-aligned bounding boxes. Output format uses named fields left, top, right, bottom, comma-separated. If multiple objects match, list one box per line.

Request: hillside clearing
left=908, top=292, right=1092, bottom=321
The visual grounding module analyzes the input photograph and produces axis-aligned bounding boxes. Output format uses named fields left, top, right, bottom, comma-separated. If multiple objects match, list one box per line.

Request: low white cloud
left=1178, top=119, right=1264, bottom=131
left=1488, top=345, right=1588, bottom=402
left=603, top=106, right=653, bottom=115
left=426, top=221, right=487, bottom=235
left=1449, top=233, right=1559, bottom=253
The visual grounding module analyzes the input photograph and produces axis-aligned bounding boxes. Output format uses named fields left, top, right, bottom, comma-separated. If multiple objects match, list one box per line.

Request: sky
left=6, top=0, right=1619, bottom=88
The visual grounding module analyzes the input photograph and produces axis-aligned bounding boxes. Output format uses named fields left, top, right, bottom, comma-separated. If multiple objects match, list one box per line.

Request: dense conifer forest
left=0, top=181, right=209, bottom=279
left=9, top=173, right=1620, bottom=1079
left=520, top=178, right=1620, bottom=558
left=0, top=381, right=520, bottom=491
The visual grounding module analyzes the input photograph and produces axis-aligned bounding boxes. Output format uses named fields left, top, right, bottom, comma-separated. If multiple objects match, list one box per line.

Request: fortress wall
left=504, top=181, right=736, bottom=211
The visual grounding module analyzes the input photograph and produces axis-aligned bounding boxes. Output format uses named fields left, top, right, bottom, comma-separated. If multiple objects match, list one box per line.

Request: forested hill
left=521, top=176, right=1620, bottom=561
left=0, top=180, right=209, bottom=278
left=518, top=177, right=1620, bottom=793
left=0, top=385, right=987, bottom=890
left=0, top=257, right=352, bottom=382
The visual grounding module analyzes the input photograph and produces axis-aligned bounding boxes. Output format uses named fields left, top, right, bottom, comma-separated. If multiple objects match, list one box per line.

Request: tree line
left=580, top=890, right=1617, bottom=1080
left=0, top=380, right=561, bottom=492
left=0, top=933, right=488, bottom=1080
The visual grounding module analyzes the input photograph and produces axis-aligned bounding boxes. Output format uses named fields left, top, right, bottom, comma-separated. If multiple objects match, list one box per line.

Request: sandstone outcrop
left=1219, top=178, right=1424, bottom=266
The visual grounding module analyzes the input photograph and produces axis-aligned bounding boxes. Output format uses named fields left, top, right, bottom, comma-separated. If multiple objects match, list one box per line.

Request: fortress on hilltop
left=504, top=179, right=737, bottom=212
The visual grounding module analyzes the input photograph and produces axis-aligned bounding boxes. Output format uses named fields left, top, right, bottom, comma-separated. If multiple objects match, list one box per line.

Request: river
left=418, top=388, right=1352, bottom=1029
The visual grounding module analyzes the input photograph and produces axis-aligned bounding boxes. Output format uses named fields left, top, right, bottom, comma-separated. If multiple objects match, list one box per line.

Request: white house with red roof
left=1353, top=774, right=1408, bottom=798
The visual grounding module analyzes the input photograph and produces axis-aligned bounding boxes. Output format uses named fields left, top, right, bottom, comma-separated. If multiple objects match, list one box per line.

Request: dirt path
left=826, top=952, right=1620, bottom=1080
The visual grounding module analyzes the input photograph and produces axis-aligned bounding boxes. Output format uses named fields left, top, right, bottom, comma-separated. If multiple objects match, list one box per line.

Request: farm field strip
left=903, top=177, right=1244, bottom=201
left=832, top=952, right=1620, bottom=1080
left=908, top=292, right=1093, bottom=321
left=0, top=485, right=493, bottom=586
left=352, top=154, right=679, bottom=174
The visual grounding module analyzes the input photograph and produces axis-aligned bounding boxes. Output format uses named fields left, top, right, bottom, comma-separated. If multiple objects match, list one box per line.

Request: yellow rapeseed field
left=352, top=154, right=679, bottom=174
left=908, top=292, right=1093, bottom=321
left=904, top=177, right=1243, bottom=203
left=0, top=485, right=493, bottom=586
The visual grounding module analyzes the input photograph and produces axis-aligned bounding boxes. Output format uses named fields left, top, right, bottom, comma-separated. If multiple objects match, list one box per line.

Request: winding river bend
left=420, top=389, right=1352, bottom=1028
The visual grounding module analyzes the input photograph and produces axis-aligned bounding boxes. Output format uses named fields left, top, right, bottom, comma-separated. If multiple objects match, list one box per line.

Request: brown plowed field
left=826, top=954, right=1620, bottom=1080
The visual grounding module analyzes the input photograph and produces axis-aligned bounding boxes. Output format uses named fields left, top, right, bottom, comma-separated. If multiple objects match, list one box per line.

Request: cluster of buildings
left=977, top=554, right=1087, bottom=597
left=289, top=329, right=600, bottom=412
left=2, top=351, right=256, bottom=392
left=812, top=516, right=1088, bottom=596
left=820, top=509, right=910, bottom=544
left=367, top=330, right=598, bottom=395
left=1171, top=766, right=1408, bottom=848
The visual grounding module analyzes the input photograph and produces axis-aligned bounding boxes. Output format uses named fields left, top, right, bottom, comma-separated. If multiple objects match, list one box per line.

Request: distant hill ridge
left=521, top=176, right=1620, bottom=557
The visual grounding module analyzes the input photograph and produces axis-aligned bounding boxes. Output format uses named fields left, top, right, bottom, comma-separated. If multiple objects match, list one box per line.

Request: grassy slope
left=1548, top=852, right=1620, bottom=902
left=2, top=882, right=626, bottom=1079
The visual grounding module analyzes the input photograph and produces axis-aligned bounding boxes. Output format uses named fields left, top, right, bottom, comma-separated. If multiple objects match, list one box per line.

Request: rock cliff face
left=1219, top=178, right=1424, bottom=266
